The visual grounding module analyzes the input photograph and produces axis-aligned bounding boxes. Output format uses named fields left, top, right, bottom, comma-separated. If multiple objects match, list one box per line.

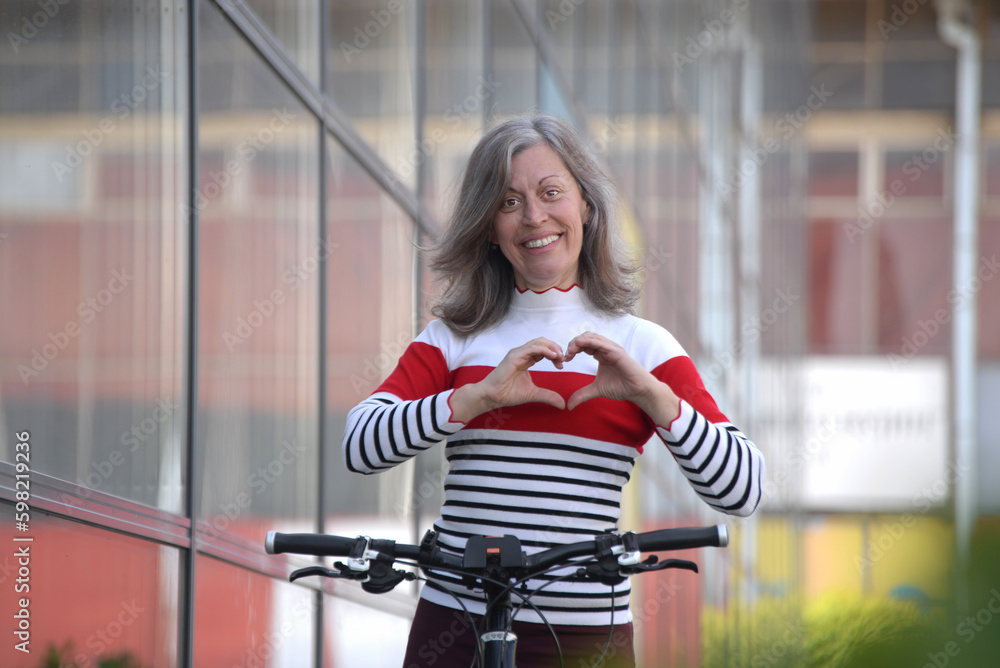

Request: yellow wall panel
left=804, top=516, right=866, bottom=597
left=798, top=514, right=954, bottom=604
left=864, top=514, right=954, bottom=602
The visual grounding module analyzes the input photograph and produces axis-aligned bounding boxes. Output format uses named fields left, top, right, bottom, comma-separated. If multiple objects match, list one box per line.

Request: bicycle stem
left=480, top=580, right=517, bottom=667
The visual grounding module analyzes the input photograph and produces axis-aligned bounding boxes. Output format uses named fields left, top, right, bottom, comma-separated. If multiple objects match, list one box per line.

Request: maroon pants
left=401, top=598, right=636, bottom=667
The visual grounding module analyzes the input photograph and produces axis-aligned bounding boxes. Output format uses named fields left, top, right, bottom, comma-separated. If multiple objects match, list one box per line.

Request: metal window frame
left=211, top=0, right=442, bottom=240
left=0, top=462, right=191, bottom=546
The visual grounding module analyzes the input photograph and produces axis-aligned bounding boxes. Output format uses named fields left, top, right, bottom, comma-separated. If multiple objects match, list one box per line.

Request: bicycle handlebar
left=266, top=525, right=728, bottom=667
left=637, top=524, right=728, bottom=551
left=266, top=531, right=358, bottom=557
left=266, top=523, right=728, bottom=580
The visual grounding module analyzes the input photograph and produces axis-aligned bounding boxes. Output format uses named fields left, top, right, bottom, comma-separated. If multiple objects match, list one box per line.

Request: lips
left=523, top=233, right=561, bottom=249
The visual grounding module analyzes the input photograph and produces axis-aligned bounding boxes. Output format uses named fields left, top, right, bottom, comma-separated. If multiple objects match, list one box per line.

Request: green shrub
left=803, top=592, right=939, bottom=668
left=702, top=597, right=807, bottom=668
left=701, top=593, right=941, bottom=668
left=37, top=643, right=146, bottom=668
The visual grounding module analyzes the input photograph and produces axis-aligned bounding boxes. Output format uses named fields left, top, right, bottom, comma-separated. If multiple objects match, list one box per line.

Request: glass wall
left=0, top=0, right=188, bottom=514
left=2, top=1, right=999, bottom=666
left=195, top=0, right=320, bottom=552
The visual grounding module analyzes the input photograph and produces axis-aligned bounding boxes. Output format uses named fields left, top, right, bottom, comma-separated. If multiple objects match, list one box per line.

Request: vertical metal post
left=737, top=23, right=762, bottom=613
left=410, top=0, right=428, bottom=551
left=483, top=0, right=494, bottom=124
left=414, top=0, right=426, bottom=333
left=937, top=1, right=981, bottom=610
left=737, top=35, right=761, bottom=439
left=315, top=1, right=329, bottom=664
left=572, top=0, right=585, bottom=102
left=607, top=1, right=619, bottom=134
left=697, top=42, right=735, bottom=402
left=181, top=0, right=200, bottom=665
left=534, top=1, right=542, bottom=109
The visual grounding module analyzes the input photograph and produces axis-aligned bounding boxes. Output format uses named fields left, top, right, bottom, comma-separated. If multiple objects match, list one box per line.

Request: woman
left=343, top=113, right=764, bottom=667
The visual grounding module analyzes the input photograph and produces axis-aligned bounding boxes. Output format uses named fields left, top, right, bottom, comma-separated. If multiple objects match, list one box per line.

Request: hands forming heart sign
left=449, top=333, right=681, bottom=426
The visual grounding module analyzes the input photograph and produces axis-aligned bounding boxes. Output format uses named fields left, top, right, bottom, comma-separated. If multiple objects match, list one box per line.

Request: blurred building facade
left=1, top=0, right=999, bottom=666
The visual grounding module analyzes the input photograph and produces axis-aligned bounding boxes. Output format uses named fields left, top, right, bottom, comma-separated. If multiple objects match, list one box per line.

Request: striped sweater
left=343, top=286, right=764, bottom=626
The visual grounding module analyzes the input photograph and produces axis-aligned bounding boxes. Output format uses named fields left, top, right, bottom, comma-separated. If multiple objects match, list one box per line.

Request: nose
left=521, top=196, right=546, bottom=226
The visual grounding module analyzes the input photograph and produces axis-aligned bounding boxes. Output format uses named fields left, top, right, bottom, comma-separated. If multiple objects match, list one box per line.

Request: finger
left=564, top=336, right=589, bottom=362
left=566, top=383, right=601, bottom=411
left=516, top=341, right=565, bottom=369
left=524, top=336, right=563, bottom=354
left=565, top=332, right=613, bottom=361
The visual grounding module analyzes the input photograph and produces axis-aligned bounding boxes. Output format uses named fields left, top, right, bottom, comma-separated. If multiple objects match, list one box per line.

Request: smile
left=523, top=234, right=561, bottom=249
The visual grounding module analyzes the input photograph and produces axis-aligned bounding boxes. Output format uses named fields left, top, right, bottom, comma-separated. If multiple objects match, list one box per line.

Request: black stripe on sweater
left=447, top=469, right=623, bottom=493
left=443, top=484, right=620, bottom=508
left=445, top=454, right=632, bottom=481
left=443, top=499, right=618, bottom=524
left=447, top=437, right=636, bottom=464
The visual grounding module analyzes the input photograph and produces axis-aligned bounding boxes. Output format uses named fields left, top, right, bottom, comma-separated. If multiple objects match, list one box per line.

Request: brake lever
left=620, top=556, right=699, bottom=575
left=577, top=553, right=700, bottom=585
left=289, top=565, right=342, bottom=583
left=288, top=559, right=415, bottom=594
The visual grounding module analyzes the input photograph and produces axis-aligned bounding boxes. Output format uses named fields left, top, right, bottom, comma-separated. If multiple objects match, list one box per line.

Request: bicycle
left=265, top=523, right=729, bottom=667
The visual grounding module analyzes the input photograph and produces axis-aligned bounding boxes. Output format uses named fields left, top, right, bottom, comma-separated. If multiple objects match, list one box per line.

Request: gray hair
left=429, top=113, right=639, bottom=335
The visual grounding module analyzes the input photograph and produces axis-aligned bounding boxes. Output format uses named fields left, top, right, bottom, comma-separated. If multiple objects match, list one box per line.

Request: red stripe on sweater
left=375, top=342, right=452, bottom=400
left=651, top=356, right=728, bottom=423
left=451, top=366, right=653, bottom=451
left=374, top=341, right=728, bottom=448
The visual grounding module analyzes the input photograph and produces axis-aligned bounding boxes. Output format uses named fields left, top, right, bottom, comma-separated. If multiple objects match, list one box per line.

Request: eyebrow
left=505, top=173, right=567, bottom=194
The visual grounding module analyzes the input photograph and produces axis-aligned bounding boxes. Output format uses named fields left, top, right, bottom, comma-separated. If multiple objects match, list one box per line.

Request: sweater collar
left=510, top=284, right=587, bottom=311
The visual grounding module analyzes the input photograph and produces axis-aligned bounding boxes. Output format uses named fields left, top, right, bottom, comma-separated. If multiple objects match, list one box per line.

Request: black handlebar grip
left=265, top=531, right=359, bottom=556
left=634, top=525, right=728, bottom=552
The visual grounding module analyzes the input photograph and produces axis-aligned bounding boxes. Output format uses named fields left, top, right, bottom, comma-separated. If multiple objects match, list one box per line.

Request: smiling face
left=491, top=143, right=591, bottom=292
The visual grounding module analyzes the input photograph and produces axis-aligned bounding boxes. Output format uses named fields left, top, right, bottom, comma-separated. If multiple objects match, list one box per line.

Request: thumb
left=533, top=388, right=567, bottom=411
left=566, top=383, right=600, bottom=411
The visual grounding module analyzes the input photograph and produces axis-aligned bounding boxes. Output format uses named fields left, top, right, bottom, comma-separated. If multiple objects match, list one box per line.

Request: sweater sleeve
left=652, top=356, right=765, bottom=517
left=342, top=337, right=466, bottom=475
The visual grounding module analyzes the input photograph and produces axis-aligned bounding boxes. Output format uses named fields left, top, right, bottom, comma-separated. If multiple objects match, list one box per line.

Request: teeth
left=524, top=234, right=560, bottom=249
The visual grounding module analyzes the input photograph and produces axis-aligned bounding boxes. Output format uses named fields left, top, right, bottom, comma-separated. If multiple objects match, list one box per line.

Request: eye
left=543, top=188, right=560, bottom=198
left=499, top=196, right=520, bottom=212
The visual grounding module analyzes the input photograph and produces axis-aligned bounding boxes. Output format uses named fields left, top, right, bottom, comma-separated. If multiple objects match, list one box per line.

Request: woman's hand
left=564, top=332, right=681, bottom=425
left=449, top=337, right=567, bottom=423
